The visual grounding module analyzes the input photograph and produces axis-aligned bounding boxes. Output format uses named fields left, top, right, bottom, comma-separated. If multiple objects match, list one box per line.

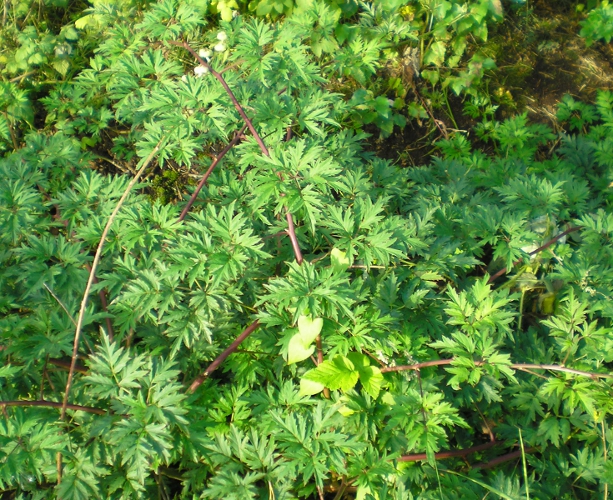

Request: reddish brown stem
left=178, top=124, right=248, bottom=221
left=316, top=336, right=324, bottom=365
left=168, top=43, right=307, bottom=387
left=399, top=439, right=496, bottom=462
left=169, top=41, right=269, bottom=156
left=170, top=40, right=304, bottom=265
left=488, top=226, right=582, bottom=284
left=474, top=447, right=537, bottom=469
left=49, top=358, right=88, bottom=374
left=187, top=320, right=260, bottom=393
left=285, top=210, right=303, bottom=265
left=1, top=400, right=106, bottom=415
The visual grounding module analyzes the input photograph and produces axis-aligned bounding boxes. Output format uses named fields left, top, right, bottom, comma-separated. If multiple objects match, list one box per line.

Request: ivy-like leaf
left=286, top=315, right=323, bottom=364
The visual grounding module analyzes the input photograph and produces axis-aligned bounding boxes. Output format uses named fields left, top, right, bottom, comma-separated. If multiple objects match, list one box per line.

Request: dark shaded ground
left=369, top=0, right=613, bottom=166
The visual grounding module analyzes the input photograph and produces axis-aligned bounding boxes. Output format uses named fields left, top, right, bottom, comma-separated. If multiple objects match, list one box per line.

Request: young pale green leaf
left=330, top=247, right=350, bottom=272
left=287, top=333, right=316, bottom=364
left=303, top=355, right=359, bottom=391
left=299, top=375, right=326, bottom=396
left=297, top=315, right=323, bottom=345
left=286, top=315, right=323, bottom=364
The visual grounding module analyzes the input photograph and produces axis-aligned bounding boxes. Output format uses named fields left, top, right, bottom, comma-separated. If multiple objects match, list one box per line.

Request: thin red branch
left=187, top=320, right=261, bottom=393
left=167, top=43, right=307, bottom=386
left=1, top=400, right=106, bottom=415
left=169, top=40, right=304, bottom=266
left=285, top=210, right=303, bottom=265
left=380, top=358, right=613, bottom=379
left=474, top=447, right=537, bottom=469
left=488, top=226, right=582, bottom=284
left=399, top=439, right=496, bottom=462
left=49, top=358, right=88, bottom=374
left=168, top=41, right=269, bottom=156
left=178, top=124, right=248, bottom=221
left=316, top=336, right=324, bottom=365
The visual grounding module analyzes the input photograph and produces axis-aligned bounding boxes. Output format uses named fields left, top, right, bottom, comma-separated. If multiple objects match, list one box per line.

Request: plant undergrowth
left=1, top=1, right=613, bottom=499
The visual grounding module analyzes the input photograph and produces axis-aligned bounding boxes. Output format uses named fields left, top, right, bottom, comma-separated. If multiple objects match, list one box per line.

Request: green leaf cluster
left=1, top=1, right=613, bottom=499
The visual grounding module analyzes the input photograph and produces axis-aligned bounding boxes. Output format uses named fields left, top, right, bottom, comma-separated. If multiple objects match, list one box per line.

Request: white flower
left=217, top=31, right=228, bottom=41
left=193, top=65, right=209, bottom=77
left=181, top=75, right=188, bottom=82
left=232, top=10, right=238, bottom=18
left=55, top=43, right=72, bottom=57
left=214, top=42, right=226, bottom=52
left=198, top=48, right=212, bottom=61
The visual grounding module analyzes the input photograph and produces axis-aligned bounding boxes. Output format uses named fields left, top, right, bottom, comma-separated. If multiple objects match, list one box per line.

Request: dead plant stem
left=381, top=359, right=613, bottom=380
left=60, top=140, right=162, bottom=420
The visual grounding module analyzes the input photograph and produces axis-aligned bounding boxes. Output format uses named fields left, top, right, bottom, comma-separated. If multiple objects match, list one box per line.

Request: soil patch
left=367, top=2, right=613, bottom=165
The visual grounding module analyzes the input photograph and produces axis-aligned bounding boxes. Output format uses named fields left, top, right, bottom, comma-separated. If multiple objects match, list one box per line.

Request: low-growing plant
left=580, top=0, right=613, bottom=46
left=1, top=1, right=613, bottom=499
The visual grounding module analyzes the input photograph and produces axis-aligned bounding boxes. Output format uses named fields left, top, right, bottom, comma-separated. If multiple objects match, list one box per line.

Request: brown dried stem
left=61, top=140, right=162, bottom=420
left=381, top=358, right=613, bottom=379
left=49, top=358, right=88, bottom=374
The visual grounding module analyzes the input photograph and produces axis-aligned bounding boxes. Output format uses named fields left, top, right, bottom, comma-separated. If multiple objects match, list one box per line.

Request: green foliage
left=1, top=0, right=613, bottom=499
left=401, top=0, right=501, bottom=95
left=349, top=89, right=407, bottom=138
left=580, top=0, right=613, bottom=46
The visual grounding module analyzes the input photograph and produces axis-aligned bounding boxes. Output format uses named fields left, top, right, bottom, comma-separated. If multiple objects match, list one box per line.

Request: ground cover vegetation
left=1, top=0, right=613, bottom=498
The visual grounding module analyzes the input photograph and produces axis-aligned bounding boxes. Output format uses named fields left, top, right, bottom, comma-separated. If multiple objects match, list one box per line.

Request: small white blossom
left=193, top=65, right=209, bottom=77
left=55, top=43, right=72, bottom=57
left=217, top=31, right=228, bottom=41
left=214, top=42, right=226, bottom=52
left=181, top=75, right=188, bottom=82
left=232, top=10, right=239, bottom=18
left=198, top=48, right=212, bottom=61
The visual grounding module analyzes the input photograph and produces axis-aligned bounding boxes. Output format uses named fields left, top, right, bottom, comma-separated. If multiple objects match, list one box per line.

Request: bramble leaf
left=303, top=355, right=359, bottom=391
